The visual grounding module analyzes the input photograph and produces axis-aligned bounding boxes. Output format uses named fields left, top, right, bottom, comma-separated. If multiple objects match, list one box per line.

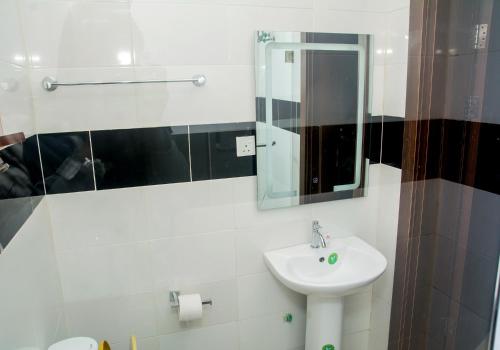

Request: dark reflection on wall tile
left=455, top=303, right=491, bottom=350
left=276, top=99, right=300, bottom=133
left=0, top=135, right=44, bottom=200
left=190, top=123, right=256, bottom=181
left=490, top=1, right=500, bottom=53
left=0, top=136, right=44, bottom=252
left=381, top=116, right=404, bottom=168
left=426, top=119, right=443, bottom=179
left=38, top=132, right=94, bottom=194
left=460, top=249, right=498, bottom=321
left=483, top=51, right=500, bottom=124
left=305, top=32, right=358, bottom=44
left=440, top=119, right=467, bottom=184
left=468, top=187, right=500, bottom=260
left=92, top=126, right=190, bottom=190
left=255, top=97, right=266, bottom=123
left=256, top=97, right=301, bottom=133
left=321, top=123, right=357, bottom=186
left=0, top=197, right=34, bottom=252
left=474, top=122, right=500, bottom=195
left=272, top=99, right=279, bottom=126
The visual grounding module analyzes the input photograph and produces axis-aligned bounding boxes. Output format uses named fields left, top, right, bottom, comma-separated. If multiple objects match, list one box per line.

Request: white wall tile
left=143, top=179, right=235, bottom=239
left=154, top=279, right=238, bottom=335
left=235, top=219, right=310, bottom=275
left=21, top=0, right=134, bottom=68
left=343, top=291, right=372, bottom=334
left=158, top=322, right=239, bottom=350
left=47, top=188, right=145, bottom=251
left=238, top=312, right=306, bottom=350
left=0, top=62, right=36, bottom=136
left=325, top=0, right=404, bottom=13
left=308, top=196, right=377, bottom=246
left=343, top=330, right=370, bottom=350
left=314, top=10, right=387, bottom=34
left=368, top=296, right=392, bottom=350
left=110, top=337, right=160, bottom=350
left=237, top=272, right=306, bottom=320
left=150, top=231, right=236, bottom=289
left=227, top=7, right=314, bottom=65
left=369, top=165, right=401, bottom=347
left=56, top=241, right=153, bottom=303
left=132, top=0, right=313, bottom=8
left=30, top=67, right=137, bottom=132
left=131, top=3, right=229, bottom=66
left=385, top=7, right=409, bottom=65
left=372, top=165, right=401, bottom=302
left=0, top=0, right=27, bottom=66
left=233, top=176, right=312, bottom=229
left=0, top=200, right=66, bottom=349
left=385, top=0, right=410, bottom=11
left=230, top=0, right=313, bottom=7
left=383, top=63, right=407, bottom=117
left=371, top=64, right=385, bottom=117
left=133, top=65, right=255, bottom=126
left=64, top=293, right=157, bottom=345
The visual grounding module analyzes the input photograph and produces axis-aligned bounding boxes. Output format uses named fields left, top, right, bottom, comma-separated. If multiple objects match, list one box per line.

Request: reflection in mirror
left=255, top=31, right=374, bottom=209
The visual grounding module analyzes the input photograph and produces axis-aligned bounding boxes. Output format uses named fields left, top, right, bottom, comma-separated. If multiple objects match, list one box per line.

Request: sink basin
left=264, top=236, right=387, bottom=296
left=264, top=235, right=387, bottom=350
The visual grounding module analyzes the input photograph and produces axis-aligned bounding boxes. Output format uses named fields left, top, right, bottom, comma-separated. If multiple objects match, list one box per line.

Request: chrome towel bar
left=41, top=74, right=207, bottom=92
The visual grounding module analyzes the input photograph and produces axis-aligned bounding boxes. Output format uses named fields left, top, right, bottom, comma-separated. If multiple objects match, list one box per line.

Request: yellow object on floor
left=98, top=340, right=111, bottom=350
left=97, top=336, right=136, bottom=350
left=130, top=336, right=137, bottom=350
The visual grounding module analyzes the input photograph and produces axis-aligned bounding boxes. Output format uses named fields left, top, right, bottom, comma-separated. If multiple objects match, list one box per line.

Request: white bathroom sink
left=264, top=236, right=387, bottom=296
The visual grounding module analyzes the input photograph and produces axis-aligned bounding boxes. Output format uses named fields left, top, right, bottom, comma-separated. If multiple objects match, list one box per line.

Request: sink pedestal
left=305, top=295, right=344, bottom=350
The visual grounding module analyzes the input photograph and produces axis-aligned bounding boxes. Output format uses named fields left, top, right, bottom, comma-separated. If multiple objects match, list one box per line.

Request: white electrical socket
left=236, top=136, right=256, bottom=157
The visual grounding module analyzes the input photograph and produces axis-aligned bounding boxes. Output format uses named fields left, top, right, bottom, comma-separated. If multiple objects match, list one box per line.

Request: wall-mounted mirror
left=255, top=31, right=374, bottom=209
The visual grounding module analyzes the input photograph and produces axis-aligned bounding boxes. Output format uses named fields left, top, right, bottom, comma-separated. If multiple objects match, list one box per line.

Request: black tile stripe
left=256, top=97, right=301, bottom=134
left=38, top=132, right=94, bottom=194
left=367, top=115, right=383, bottom=164
left=0, top=135, right=44, bottom=252
left=381, top=116, right=405, bottom=169
left=190, top=122, right=256, bottom=181
left=1, top=119, right=497, bottom=253
left=91, top=126, right=190, bottom=190
left=475, top=121, right=500, bottom=194
left=0, top=135, right=44, bottom=199
left=4, top=119, right=495, bottom=198
left=377, top=117, right=500, bottom=195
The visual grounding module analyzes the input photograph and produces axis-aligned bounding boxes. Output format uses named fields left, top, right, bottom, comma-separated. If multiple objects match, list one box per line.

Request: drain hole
left=319, top=257, right=325, bottom=263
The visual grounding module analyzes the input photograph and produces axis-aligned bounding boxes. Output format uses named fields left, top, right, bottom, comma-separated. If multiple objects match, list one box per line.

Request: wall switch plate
left=236, top=136, right=256, bottom=157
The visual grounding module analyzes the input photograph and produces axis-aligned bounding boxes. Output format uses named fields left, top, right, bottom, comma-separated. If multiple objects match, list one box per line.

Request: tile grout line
left=35, top=134, right=47, bottom=194
left=187, top=125, right=193, bottom=182
left=88, top=131, right=97, bottom=191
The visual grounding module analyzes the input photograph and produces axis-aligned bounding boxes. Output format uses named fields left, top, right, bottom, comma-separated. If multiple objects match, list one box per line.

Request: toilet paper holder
left=169, top=291, right=213, bottom=309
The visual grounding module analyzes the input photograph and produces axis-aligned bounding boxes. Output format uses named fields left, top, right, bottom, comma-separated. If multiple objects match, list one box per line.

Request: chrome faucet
left=311, top=220, right=327, bottom=248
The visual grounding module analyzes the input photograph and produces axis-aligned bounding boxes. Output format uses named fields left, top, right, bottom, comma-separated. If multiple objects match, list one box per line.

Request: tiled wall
left=0, top=2, right=65, bottom=347
left=0, top=0, right=411, bottom=349
left=0, top=200, right=66, bottom=349
left=45, top=164, right=402, bottom=350
left=35, top=123, right=257, bottom=195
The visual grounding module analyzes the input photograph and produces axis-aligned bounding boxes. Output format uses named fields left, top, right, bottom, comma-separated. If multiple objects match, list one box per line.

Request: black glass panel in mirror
left=255, top=31, right=375, bottom=209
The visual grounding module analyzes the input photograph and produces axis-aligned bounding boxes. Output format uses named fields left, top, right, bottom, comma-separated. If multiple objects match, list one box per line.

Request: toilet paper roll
left=178, top=294, right=203, bottom=321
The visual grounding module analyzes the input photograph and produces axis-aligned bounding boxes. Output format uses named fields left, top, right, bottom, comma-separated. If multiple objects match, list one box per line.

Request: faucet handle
left=312, top=220, right=322, bottom=229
